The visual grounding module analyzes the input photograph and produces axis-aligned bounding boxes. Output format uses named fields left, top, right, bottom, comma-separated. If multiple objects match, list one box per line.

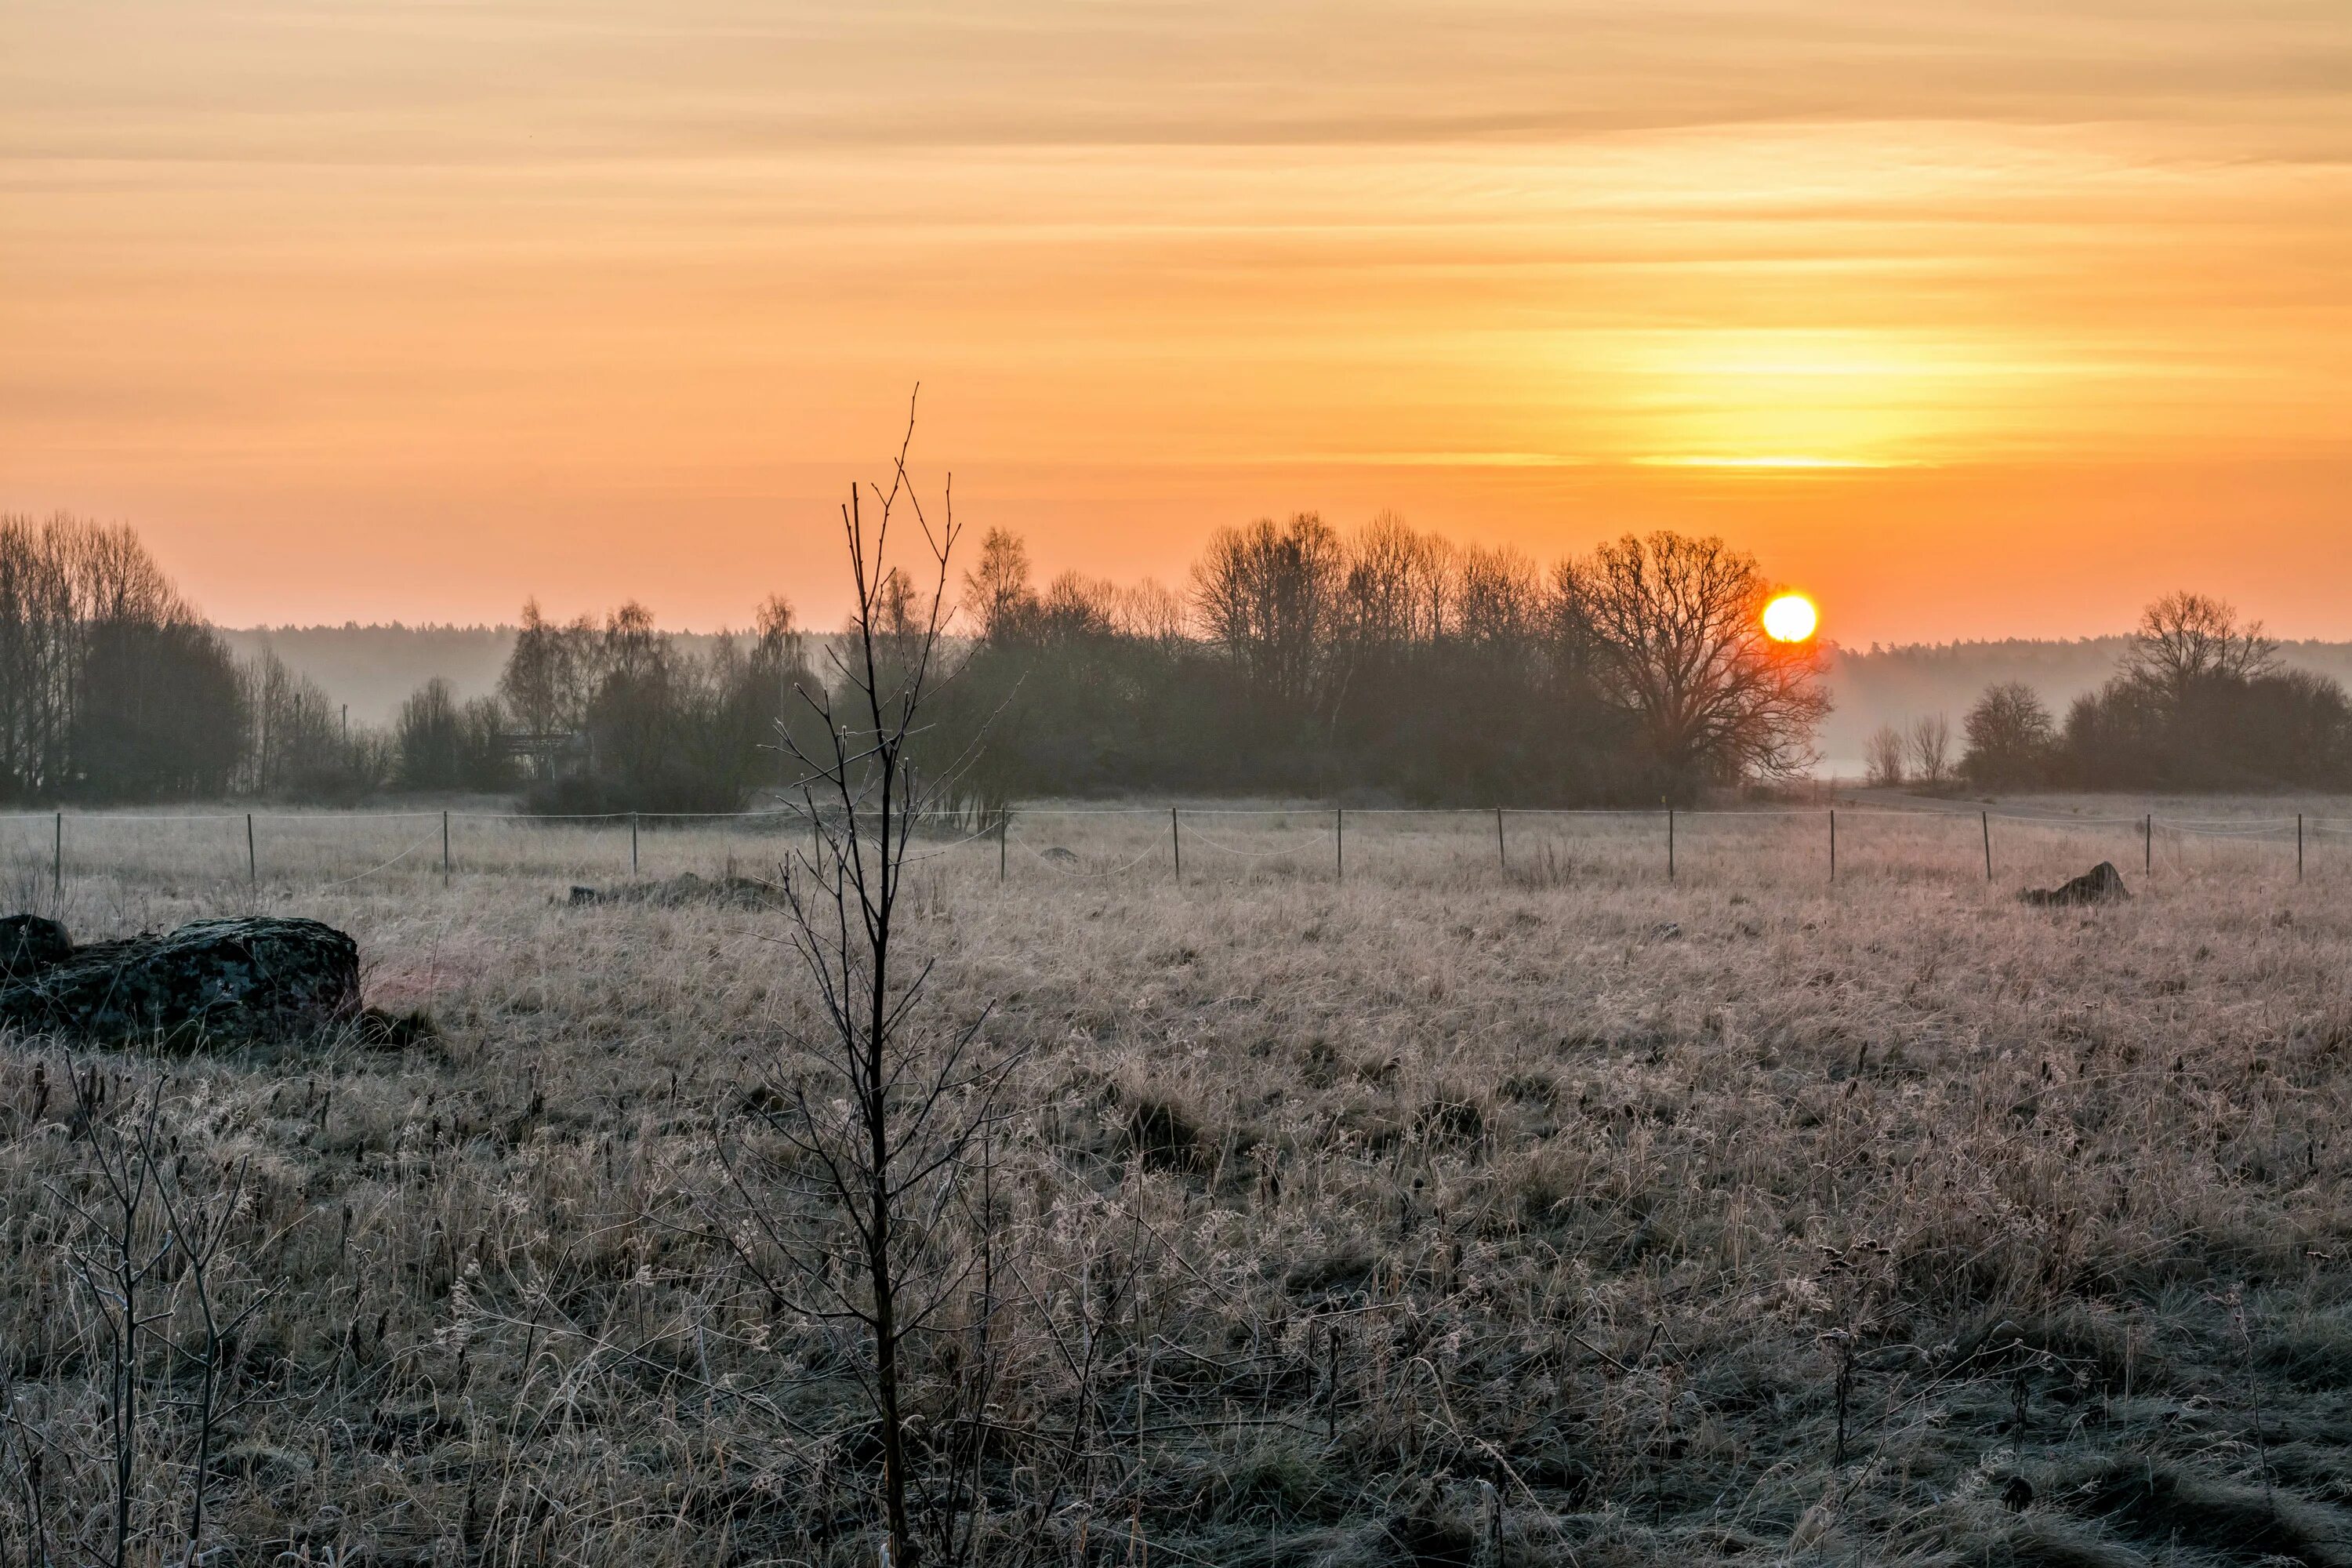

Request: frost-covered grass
left=5, top=796, right=2351, bottom=1565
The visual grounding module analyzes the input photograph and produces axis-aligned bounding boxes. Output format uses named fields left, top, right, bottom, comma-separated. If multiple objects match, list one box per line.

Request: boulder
left=0, top=916, right=360, bottom=1046
left=2021, top=862, right=2129, bottom=907
left=0, top=914, right=71, bottom=981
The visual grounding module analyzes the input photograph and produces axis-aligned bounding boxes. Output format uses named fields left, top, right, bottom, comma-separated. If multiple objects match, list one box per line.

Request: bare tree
left=1192, top=513, right=1345, bottom=723
left=1037, top=572, right=1122, bottom=642
left=2124, top=590, right=2277, bottom=700
left=960, top=528, right=1037, bottom=644
left=499, top=597, right=597, bottom=744
left=1338, top=512, right=1453, bottom=653
left=1558, top=532, right=1830, bottom=792
left=1864, top=724, right=1907, bottom=788
left=1452, top=545, right=1541, bottom=650
left=1906, top=713, right=1953, bottom=792
left=710, top=398, right=1014, bottom=1568
left=1112, top=579, right=1190, bottom=645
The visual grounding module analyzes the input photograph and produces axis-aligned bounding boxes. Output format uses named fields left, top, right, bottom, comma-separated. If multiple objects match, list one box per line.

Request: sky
left=4, top=0, right=2348, bottom=642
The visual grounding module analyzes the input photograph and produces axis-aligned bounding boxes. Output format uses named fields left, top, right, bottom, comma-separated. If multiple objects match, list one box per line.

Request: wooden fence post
left=2298, top=813, right=2304, bottom=882
left=1829, top=808, right=1836, bottom=884
left=999, top=815, right=1007, bottom=882
left=630, top=811, right=640, bottom=877
left=442, top=810, right=452, bottom=887
left=1336, top=808, right=1345, bottom=883
left=2145, top=813, right=2152, bottom=875
left=246, top=812, right=256, bottom=885
left=1668, top=808, right=1675, bottom=882
left=1171, top=807, right=1181, bottom=884
left=53, top=811, right=62, bottom=897
left=1495, top=807, right=1506, bottom=872
left=1981, top=811, right=1992, bottom=882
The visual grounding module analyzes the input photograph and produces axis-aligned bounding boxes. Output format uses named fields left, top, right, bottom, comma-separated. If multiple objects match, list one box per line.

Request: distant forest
left=1853, top=592, right=2352, bottom=793
left=4, top=510, right=1824, bottom=808
left=230, top=623, right=2352, bottom=776
left=1824, top=637, right=2352, bottom=767
left=8, top=510, right=2350, bottom=808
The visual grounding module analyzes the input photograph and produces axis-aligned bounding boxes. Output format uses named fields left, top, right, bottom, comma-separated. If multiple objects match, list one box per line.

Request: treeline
left=943, top=514, right=1826, bottom=806
left=0, top=514, right=419, bottom=803
left=0, top=514, right=824, bottom=808
left=474, top=514, right=1828, bottom=812
left=1869, top=592, right=2352, bottom=793
left=488, top=599, right=819, bottom=813
left=5, top=510, right=1836, bottom=809
left=292, top=598, right=826, bottom=811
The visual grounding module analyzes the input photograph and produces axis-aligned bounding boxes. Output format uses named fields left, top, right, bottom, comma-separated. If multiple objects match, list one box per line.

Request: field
left=6, top=797, right=2352, bottom=1566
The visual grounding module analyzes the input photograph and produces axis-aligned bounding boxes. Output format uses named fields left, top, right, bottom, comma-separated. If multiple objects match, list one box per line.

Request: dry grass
left=5, top=797, right=2352, bottom=1566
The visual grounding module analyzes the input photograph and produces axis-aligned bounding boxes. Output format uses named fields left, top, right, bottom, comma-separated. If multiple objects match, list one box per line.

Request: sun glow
left=1762, top=593, right=1820, bottom=644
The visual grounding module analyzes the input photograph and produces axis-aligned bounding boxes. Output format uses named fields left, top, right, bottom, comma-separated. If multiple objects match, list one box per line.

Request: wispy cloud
left=1, top=0, right=2346, bottom=631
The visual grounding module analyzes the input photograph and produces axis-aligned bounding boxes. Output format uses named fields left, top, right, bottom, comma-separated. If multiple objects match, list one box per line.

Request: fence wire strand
left=7, top=804, right=2332, bottom=891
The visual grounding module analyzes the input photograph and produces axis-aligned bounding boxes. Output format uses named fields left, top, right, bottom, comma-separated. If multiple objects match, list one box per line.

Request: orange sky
left=5, top=1, right=2348, bottom=642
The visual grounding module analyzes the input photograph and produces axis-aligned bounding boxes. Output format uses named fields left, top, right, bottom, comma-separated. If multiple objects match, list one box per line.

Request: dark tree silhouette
left=1192, top=513, right=1345, bottom=728
left=2123, top=590, right=2277, bottom=699
left=0, top=514, right=245, bottom=802
left=1961, top=681, right=2057, bottom=788
left=1557, top=532, right=1830, bottom=795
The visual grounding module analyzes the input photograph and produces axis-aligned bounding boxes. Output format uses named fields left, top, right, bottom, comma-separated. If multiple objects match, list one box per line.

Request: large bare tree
left=2123, top=590, right=2277, bottom=700
left=1559, top=531, right=1829, bottom=790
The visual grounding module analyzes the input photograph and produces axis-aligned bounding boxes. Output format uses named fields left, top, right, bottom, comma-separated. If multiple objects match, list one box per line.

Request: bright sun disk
left=1762, top=593, right=1818, bottom=643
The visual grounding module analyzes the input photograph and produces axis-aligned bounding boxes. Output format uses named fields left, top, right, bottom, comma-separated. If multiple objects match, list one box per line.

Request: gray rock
left=0, top=916, right=360, bottom=1047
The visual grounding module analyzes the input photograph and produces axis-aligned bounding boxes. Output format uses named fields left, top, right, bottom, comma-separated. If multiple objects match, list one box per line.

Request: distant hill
left=1820, top=637, right=2352, bottom=771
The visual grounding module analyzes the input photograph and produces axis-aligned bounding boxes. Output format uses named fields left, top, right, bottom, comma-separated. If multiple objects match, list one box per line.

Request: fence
left=0, top=804, right=2340, bottom=900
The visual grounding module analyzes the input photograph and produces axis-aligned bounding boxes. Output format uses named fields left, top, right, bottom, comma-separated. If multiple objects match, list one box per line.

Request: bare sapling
left=151, top=1123, right=271, bottom=1566
left=710, top=399, right=1018, bottom=1568
left=38, top=1069, right=274, bottom=1568
left=56, top=1073, right=172, bottom=1568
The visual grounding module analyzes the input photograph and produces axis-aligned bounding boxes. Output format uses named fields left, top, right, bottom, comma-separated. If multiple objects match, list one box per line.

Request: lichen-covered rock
left=2021, top=862, right=2130, bottom=907
left=0, top=916, right=360, bottom=1046
left=0, top=914, right=72, bottom=981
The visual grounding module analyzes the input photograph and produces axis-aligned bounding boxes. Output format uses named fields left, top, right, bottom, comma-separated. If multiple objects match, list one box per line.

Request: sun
left=1762, top=593, right=1819, bottom=644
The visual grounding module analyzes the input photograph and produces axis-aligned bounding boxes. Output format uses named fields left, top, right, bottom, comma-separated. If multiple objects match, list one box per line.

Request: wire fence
left=0, top=802, right=2339, bottom=899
